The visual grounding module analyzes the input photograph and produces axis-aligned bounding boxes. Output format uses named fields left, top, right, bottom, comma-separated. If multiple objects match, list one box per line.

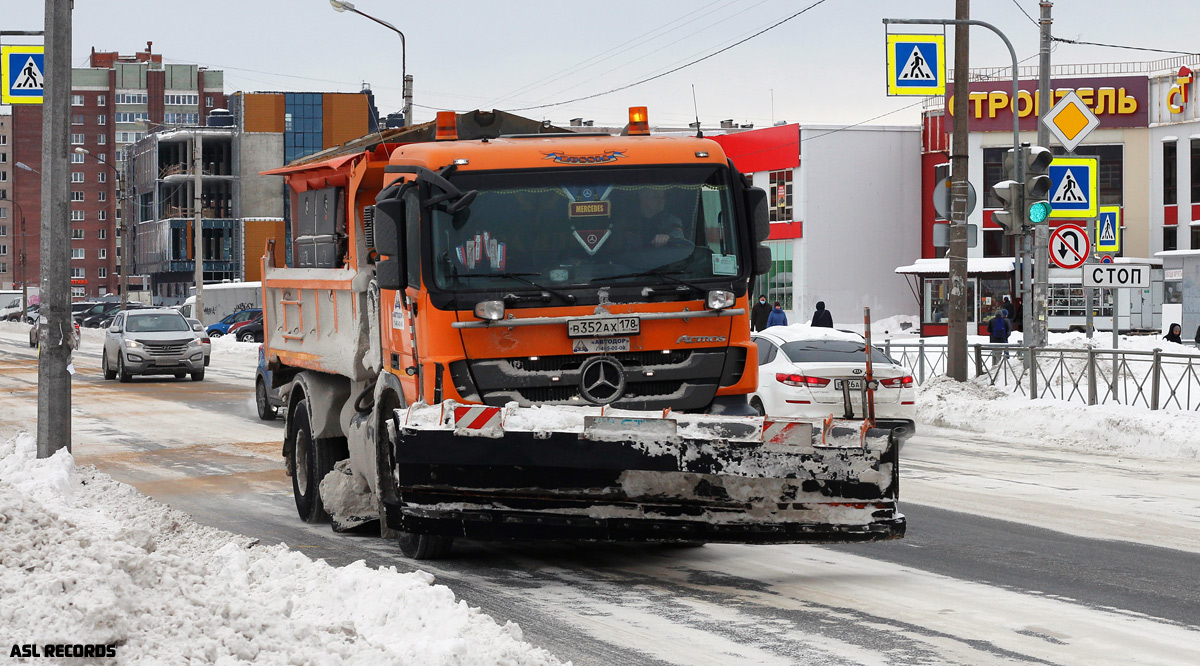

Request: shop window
left=978, top=277, right=1014, bottom=322
left=923, top=277, right=977, bottom=324
left=752, top=240, right=793, bottom=312
left=1164, top=280, right=1182, bottom=306
left=982, top=148, right=1005, bottom=208
left=1192, top=140, right=1200, bottom=204
left=1164, top=141, right=1177, bottom=205
left=768, top=170, right=793, bottom=222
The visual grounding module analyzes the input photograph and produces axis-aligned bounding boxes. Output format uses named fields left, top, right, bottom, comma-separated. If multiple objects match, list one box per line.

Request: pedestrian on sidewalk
left=766, top=302, right=788, bottom=328
left=751, top=295, right=771, bottom=332
left=811, top=301, right=833, bottom=328
left=1164, top=323, right=1182, bottom=344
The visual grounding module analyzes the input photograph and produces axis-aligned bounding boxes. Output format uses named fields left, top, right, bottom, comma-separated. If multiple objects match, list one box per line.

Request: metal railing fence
left=883, top=340, right=1200, bottom=412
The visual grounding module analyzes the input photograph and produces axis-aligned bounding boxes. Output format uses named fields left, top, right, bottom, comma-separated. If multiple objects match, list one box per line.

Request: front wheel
left=239, top=332, right=257, bottom=343
left=117, top=354, right=132, bottom=383
left=102, top=350, right=116, bottom=380
left=191, top=369, right=205, bottom=381
left=397, top=532, right=454, bottom=560
left=208, top=331, right=223, bottom=338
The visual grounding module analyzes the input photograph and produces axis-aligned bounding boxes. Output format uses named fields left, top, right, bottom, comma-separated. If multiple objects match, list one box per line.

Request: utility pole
left=193, top=130, right=204, bottom=322
left=946, top=0, right=970, bottom=381
left=37, top=0, right=72, bottom=458
left=1032, top=1, right=1053, bottom=348
left=119, top=159, right=130, bottom=310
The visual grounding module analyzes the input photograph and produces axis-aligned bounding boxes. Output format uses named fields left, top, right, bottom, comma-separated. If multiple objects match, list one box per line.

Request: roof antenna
left=691, top=84, right=703, bottom=138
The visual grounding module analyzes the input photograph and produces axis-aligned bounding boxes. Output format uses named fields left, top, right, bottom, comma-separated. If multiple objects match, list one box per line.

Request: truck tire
left=288, top=399, right=346, bottom=524
left=397, top=532, right=454, bottom=560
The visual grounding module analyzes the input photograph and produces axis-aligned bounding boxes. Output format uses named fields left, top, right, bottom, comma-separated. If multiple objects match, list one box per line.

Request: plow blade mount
left=384, top=403, right=904, bottom=544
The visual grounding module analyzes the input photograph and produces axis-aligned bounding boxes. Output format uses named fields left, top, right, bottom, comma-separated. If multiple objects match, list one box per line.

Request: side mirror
left=192, top=322, right=204, bottom=332
left=372, top=187, right=409, bottom=291
left=744, top=187, right=772, bottom=276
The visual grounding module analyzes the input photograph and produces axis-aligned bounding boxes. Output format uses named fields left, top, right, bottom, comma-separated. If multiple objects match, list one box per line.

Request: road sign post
left=885, top=34, right=946, bottom=96
left=1049, top=224, right=1089, bottom=269
left=1096, top=205, right=1121, bottom=254
left=1, top=45, right=45, bottom=105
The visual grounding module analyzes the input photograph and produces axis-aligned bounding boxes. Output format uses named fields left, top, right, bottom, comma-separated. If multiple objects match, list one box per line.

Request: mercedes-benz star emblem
left=578, top=356, right=625, bottom=404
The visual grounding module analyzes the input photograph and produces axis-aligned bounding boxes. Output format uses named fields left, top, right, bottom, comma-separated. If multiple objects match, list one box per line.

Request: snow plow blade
left=383, top=403, right=904, bottom=544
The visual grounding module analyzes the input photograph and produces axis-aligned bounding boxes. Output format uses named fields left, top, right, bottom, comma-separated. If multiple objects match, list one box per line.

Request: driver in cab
left=625, top=188, right=684, bottom=248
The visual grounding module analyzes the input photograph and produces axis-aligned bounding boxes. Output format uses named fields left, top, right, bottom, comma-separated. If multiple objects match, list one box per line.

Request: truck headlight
left=124, top=339, right=143, bottom=349
left=474, top=300, right=506, bottom=321
left=706, top=290, right=735, bottom=311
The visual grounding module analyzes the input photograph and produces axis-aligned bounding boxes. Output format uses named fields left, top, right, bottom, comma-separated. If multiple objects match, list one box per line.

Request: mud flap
left=384, top=405, right=903, bottom=544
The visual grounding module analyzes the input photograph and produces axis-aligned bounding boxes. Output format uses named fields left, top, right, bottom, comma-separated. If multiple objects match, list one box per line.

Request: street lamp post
left=10, top=159, right=35, bottom=319
left=6, top=196, right=28, bottom=319
left=74, top=147, right=130, bottom=310
left=329, top=0, right=411, bottom=126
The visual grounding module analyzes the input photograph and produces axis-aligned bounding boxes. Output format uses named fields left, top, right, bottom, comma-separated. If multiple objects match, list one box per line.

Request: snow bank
left=917, top=375, right=1200, bottom=460
left=0, top=433, right=564, bottom=665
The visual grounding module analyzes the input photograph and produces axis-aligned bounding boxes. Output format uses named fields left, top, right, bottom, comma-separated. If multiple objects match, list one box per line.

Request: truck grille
left=467, top=348, right=725, bottom=411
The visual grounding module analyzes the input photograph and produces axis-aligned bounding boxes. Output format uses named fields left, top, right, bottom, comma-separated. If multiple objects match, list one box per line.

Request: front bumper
left=123, top=350, right=205, bottom=374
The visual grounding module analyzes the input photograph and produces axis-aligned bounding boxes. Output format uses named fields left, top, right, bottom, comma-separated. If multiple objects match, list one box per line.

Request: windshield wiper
left=592, top=269, right=707, bottom=296
left=468, top=272, right=577, bottom=304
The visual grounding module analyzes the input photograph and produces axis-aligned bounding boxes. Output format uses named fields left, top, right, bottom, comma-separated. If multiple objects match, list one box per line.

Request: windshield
left=126, top=313, right=190, bottom=333
left=781, top=340, right=894, bottom=365
left=430, top=166, right=741, bottom=290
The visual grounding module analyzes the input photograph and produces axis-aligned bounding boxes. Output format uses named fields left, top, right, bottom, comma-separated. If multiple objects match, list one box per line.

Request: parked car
left=0, top=295, right=25, bottom=321
left=749, top=325, right=916, bottom=437
left=254, top=344, right=284, bottom=420
left=185, top=317, right=211, bottom=367
left=101, top=308, right=206, bottom=382
left=231, top=317, right=264, bottom=343
left=73, top=300, right=119, bottom=326
left=206, top=308, right=262, bottom=337
left=28, top=313, right=80, bottom=349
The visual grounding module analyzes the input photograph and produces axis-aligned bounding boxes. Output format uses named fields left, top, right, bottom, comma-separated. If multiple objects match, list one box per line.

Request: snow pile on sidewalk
left=917, top=375, right=1200, bottom=460
left=209, top=334, right=261, bottom=362
left=0, top=433, right=564, bottom=665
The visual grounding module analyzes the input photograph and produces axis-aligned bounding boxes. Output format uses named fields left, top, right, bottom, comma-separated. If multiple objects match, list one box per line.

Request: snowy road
left=3, top=325, right=1199, bottom=666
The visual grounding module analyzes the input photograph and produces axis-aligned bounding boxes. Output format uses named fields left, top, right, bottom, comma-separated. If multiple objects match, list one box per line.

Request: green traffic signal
left=1028, top=201, right=1052, bottom=224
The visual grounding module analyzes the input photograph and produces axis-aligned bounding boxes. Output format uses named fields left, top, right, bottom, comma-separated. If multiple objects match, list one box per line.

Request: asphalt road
left=3, top=325, right=1197, bottom=665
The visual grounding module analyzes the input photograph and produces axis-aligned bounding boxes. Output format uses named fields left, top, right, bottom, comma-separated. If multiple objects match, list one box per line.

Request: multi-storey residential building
left=0, top=113, right=14, bottom=290
left=10, top=43, right=225, bottom=298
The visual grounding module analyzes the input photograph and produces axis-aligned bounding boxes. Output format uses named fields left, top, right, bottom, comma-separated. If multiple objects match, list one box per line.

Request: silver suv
left=102, top=309, right=206, bottom=382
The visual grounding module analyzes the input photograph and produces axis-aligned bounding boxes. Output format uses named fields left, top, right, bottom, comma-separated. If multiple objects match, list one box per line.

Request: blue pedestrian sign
left=1096, top=205, right=1121, bottom=253
left=2, top=45, right=45, bottom=105
left=1048, top=157, right=1098, bottom=219
left=886, top=34, right=945, bottom=96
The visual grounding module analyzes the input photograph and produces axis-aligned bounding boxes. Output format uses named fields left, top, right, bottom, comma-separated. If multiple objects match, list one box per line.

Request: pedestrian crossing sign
left=2, top=45, right=45, bottom=105
left=1096, top=205, right=1121, bottom=253
left=886, top=34, right=945, bottom=96
left=1048, top=157, right=1098, bottom=218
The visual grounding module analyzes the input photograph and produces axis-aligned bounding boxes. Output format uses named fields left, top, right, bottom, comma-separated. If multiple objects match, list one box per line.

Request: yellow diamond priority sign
left=1042, top=90, right=1099, bottom=153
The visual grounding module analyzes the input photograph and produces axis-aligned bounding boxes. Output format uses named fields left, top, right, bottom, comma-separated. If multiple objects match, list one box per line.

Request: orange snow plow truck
left=261, top=109, right=904, bottom=559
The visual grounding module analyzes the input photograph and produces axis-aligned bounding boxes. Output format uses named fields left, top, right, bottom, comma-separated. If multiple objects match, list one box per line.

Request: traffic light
left=1022, top=145, right=1053, bottom=225
left=992, top=179, right=1023, bottom=235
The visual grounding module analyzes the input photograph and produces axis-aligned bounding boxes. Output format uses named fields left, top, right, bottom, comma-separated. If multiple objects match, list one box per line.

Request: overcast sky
left=3, top=1, right=1196, bottom=128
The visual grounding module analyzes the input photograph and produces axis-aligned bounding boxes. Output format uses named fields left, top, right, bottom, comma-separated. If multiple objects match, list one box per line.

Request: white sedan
left=750, top=325, right=916, bottom=435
